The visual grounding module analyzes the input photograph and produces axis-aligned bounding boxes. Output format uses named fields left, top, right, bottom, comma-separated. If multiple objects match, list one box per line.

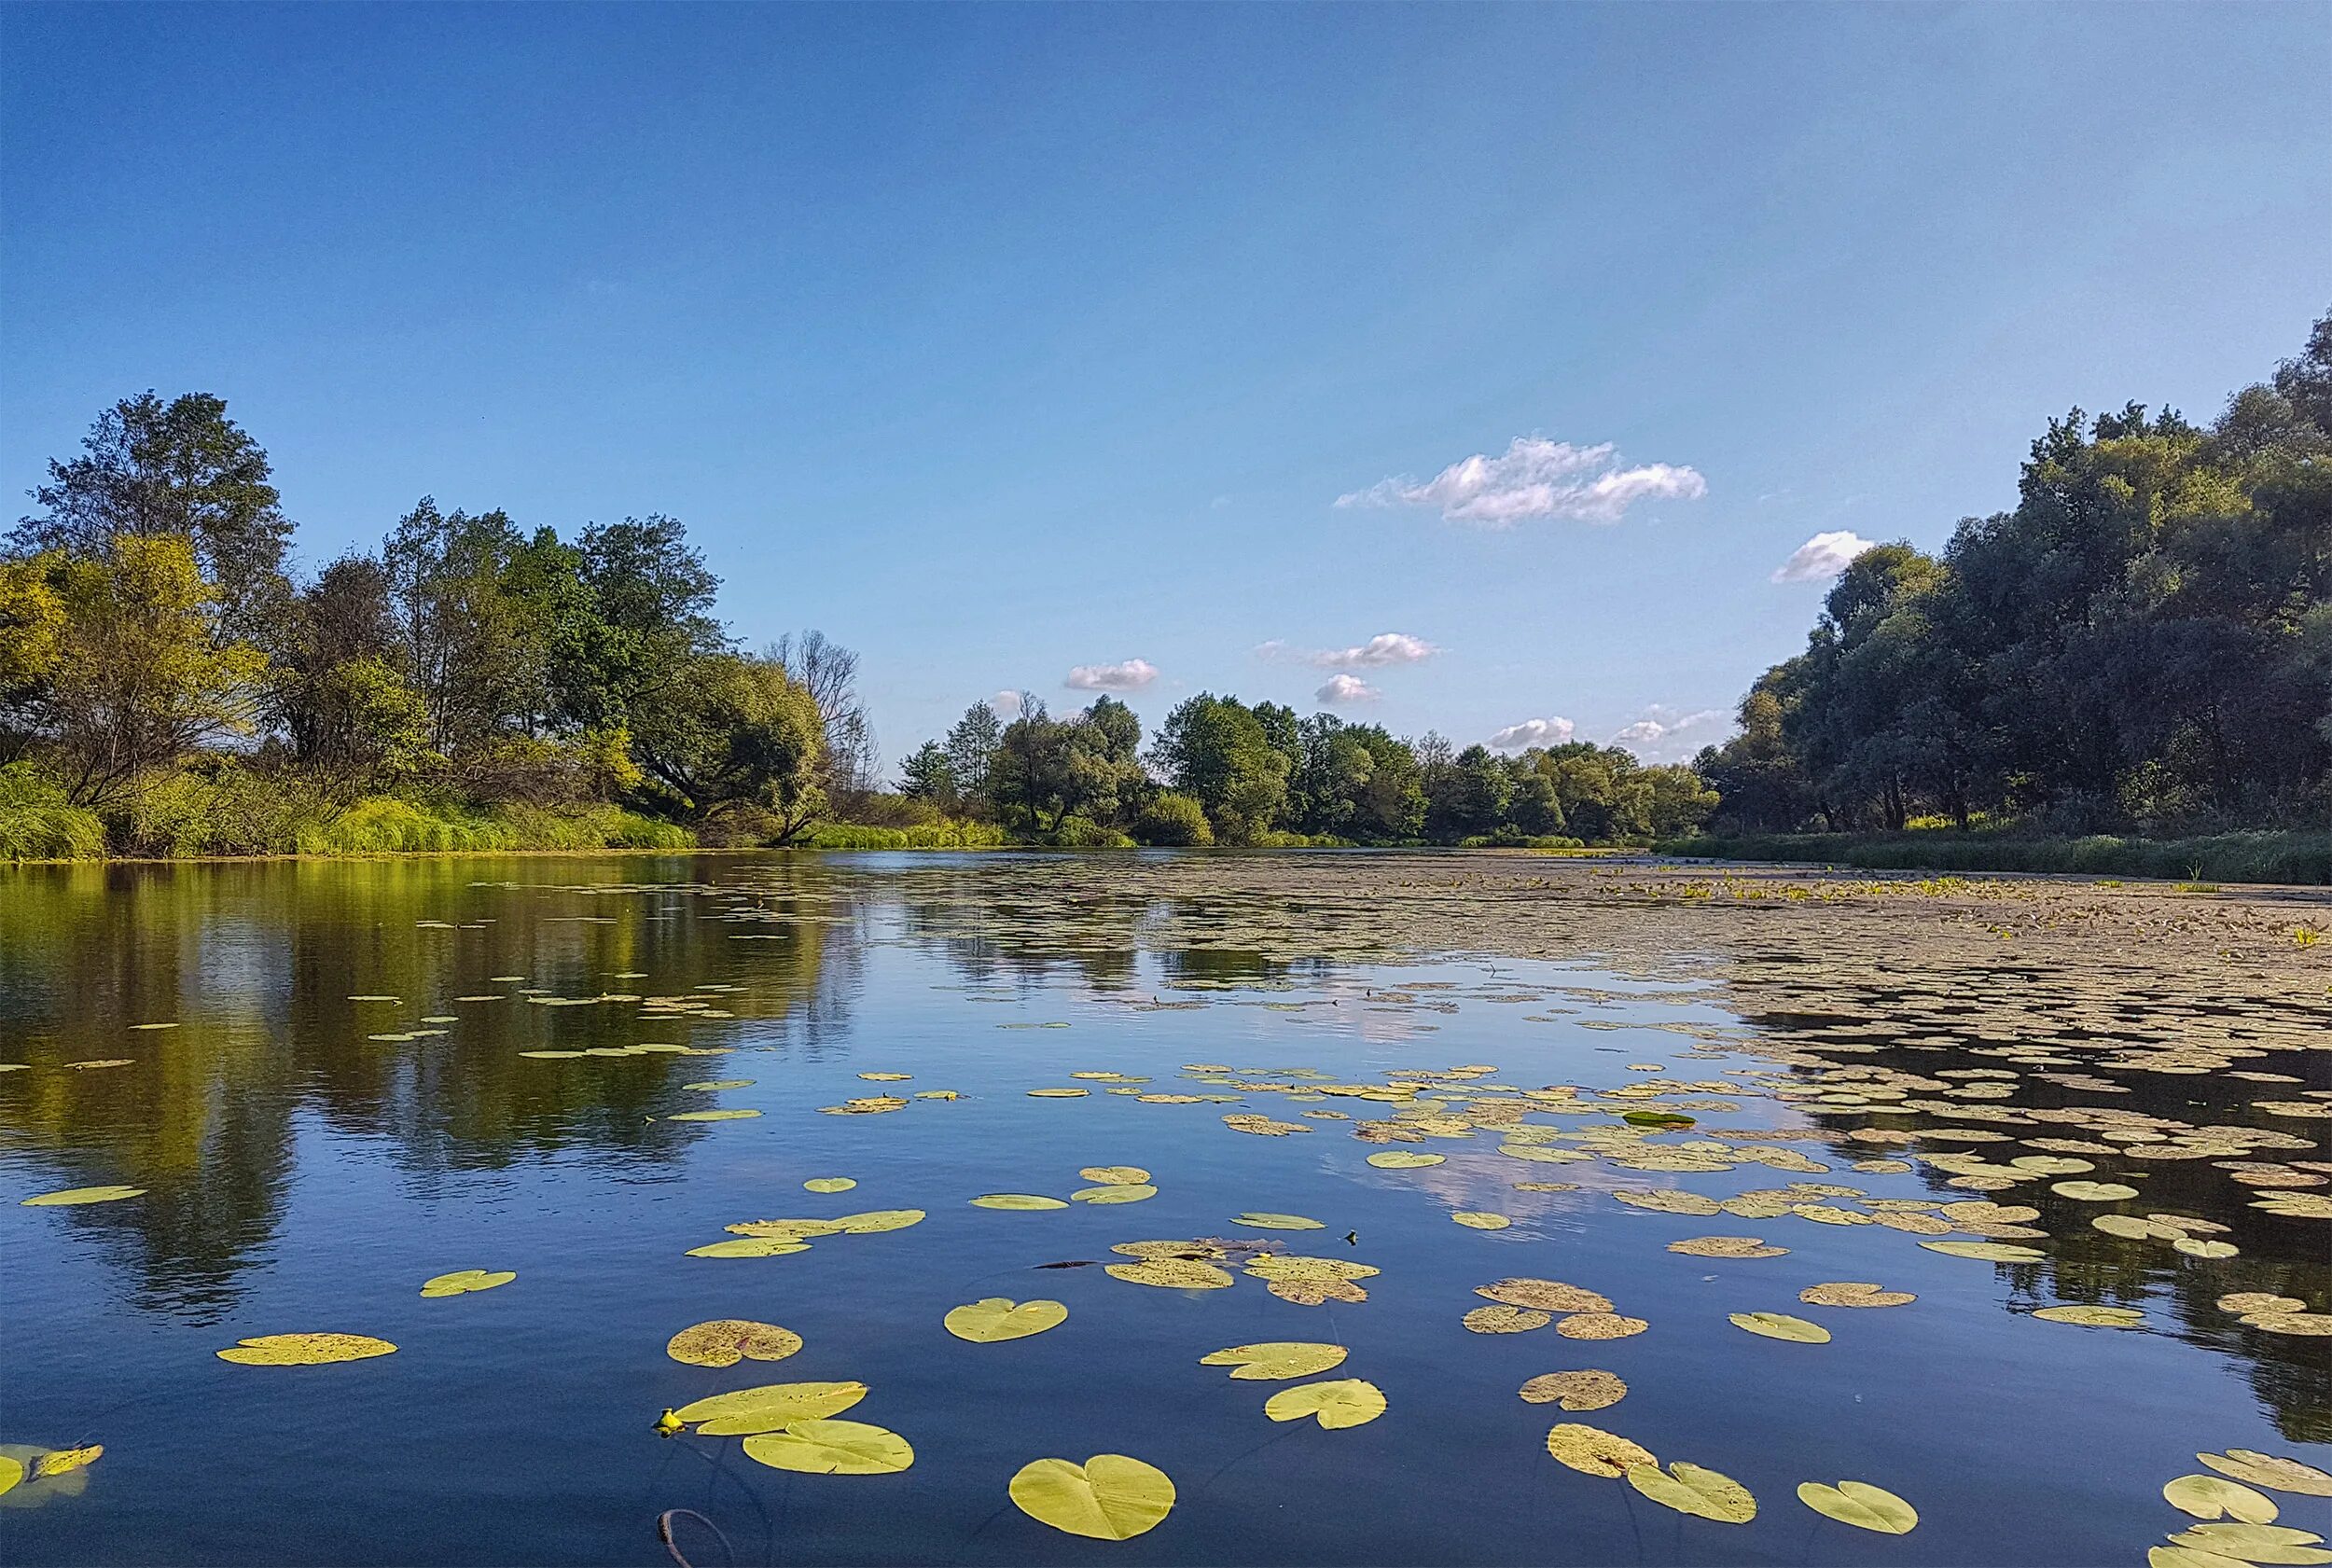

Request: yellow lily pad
left=944, top=1298, right=1068, bottom=1343
left=1079, top=1166, right=1150, bottom=1185
left=2165, top=1475, right=2281, bottom=1522
left=742, top=1419, right=912, bottom=1475
left=1199, top=1342, right=1348, bottom=1380
left=1798, top=1480, right=1917, bottom=1533
left=1264, top=1378, right=1384, bottom=1430
left=1556, top=1312, right=1647, bottom=1340
left=217, top=1333, right=396, bottom=1366
left=2034, top=1304, right=2144, bottom=1327
left=666, top=1320, right=802, bottom=1367
left=1519, top=1370, right=1626, bottom=1410
left=1105, top=1256, right=1235, bottom=1289
left=1233, top=1212, right=1324, bottom=1230
left=0, top=1455, right=20, bottom=1497
left=1730, top=1311, right=1830, bottom=1343
left=1478, top=1279, right=1611, bottom=1312
left=1008, top=1454, right=1175, bottom=1540
left=803, top=1177, right=856, bottom=1194
left=2199, top=1451, right=2332, bottom=1497
left=1451, top=1211, right=1511, bottom=1230
left=1547, top=1422, right=1656, bottom=1477
left=1921, top=1240, right=2045, bottom=1262
left=1627, top=1461, right=1756, bottom=1523
left=687, top=1238, right=812, bottom=1258
left=668, top=1108, right=761, bottom=1122
left=1798, top=1283, right=1913, bottom=1309
left=21, top=1186, right=146, bottom=1207
left=30, top=1446, right=101, bottom=1479
left=830, top=1210, right=924, bottom=1233
left=970, top=1194, right=1068, bottom=1211
left=1366, top=1151, right=1445, bottom=1169
left=420, top=1269, right=514, bottom=1297
left=2164, top=1524, right=2332, bottom=1564
left=673, top=1381, right=868, bottom=1436
left=1464, top=1305, right=1550, bottom=1334
left=1668, top=1236, right=1788, bottom=1258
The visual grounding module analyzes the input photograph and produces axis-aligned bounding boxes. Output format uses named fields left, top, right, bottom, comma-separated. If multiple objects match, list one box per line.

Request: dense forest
left=1697, top=310, right=2332, bottom=840
left=0, top=394, right=1713, bottom=856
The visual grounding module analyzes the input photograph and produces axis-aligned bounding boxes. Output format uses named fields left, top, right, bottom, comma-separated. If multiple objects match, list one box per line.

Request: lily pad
left=1072, top=1185, right=1158, bottom=1204
left=1199, top=1342, right=1348, bottom=1380
left=2164, top=1524, right=2332, bottom=1565
left=1669, top=1236, right=1788, bottom=1258
left=666, top=1321, right=802, bottom=1367
left=971, top=1194, right=1068, bottom=1211
left=1464, top=1305, right=1550, bottom=1334
left=1264, top=1378, right=1384, bottom=1429
left=1627, top=1461, right=1756, bottom=1523
left=2198, top=1451, right=2332, bottom=1497
left=742, top=1419, right=913, bottom=1475
left=217, top=1333, right=396, bottom=1367
left=1519, top=1370, right=1627, bottom=1410
left=2033, top=1304, right=2144, bottom=1327
left=1478, top=1279, right=1612, bottom=1312
left=420, top=1269, right=513, bottom=1297
left=1232, top=1212, right=1324, bottom=1230
left=1798, top=1480, right=1917, bottom=1533
left=1920, top=1240, right=2045, bottom=1262
left=1546, top=1422, right=1656, bottom=1477
left=803, top=1177, right=856, bottom=1194
left=673, top=1381, right=868, bottom=1436
left=1079, top=1166, right=1150, bottom=1185
left=1730, top=1311, right=1830, bottom=1343
left=687, top=1238, right=812, bottom=1258
left=1798, top=1283, right=1914, bottom=1309
left=945, top=1298, right=1068, bottom=1343
left=1366, top=1151, right=1445, bottom=1169
left=831, top=1210, right=924, bottom=1233
left=2165, top=1475, right=2281, bottom=1522
left=1451, top=1212, right=1511, bottom=1230
left=21, top=1186, right=145, bottom=1207
left=1556, top=1312, right=1647, bottom=1340
left=1105, top=1257, right=1234, bottom=1289
left=1008, top=1454, right=1175, bottom=1541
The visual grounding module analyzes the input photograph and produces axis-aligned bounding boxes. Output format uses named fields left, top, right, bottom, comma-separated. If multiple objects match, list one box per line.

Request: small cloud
left=1608, top=705, right=1726, bottom=763
left=987, top=690, right=1023, bottom=718
left=1063, top=659, right=1159, bottom=693
left=1337, top=435, right=1706, bottom=527
left=1488, top=717, right=1576, bottom=751
left=1315, top=674, right=1381, bottom=704
left=1308, top=632, right=1438, bottom=670
left=1771, top=530, right=1877, bottom=583
left=1210, top=494, right=1232, bottom=509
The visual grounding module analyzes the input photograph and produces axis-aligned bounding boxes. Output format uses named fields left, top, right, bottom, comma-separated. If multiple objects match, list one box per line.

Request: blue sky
left=6, top=4, right=2326, bottom=769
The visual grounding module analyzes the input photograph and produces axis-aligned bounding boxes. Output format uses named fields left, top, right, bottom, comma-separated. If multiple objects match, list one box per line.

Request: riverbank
left=1653, top=827, right=2330, bottom=886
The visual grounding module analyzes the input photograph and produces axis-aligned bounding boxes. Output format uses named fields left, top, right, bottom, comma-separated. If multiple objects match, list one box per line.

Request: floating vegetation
left=1518, top=1370, right=1627, bottom=1410
left=216, top=1334, right=396, bottom=1367
left=1008, top=1455, right=1175, bottom=1541
left=419, top=1269, right=514, bottom=1297
left=665, top=1321, right=801, bottom=1367
left=1798, top=1479, right=1919, bottom=1533
left=944, top=1298, right=1067, bottom=1343
left=1263, top=1378, right=1384, bottom=1429
left=20, top=1186, right=144, bottom=1207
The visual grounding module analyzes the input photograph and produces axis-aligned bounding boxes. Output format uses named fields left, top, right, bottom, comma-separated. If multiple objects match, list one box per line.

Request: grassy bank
left=1653, top=829, right=2331, bottom=886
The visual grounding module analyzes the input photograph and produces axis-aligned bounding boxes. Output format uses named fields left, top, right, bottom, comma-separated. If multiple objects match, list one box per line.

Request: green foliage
left=1659, top=829, right=2329, bottom=886
left=0, top=762, right=104, bottom=859
left=1700, top=309, right=2332, bottom=837
left=1132, top=791, right=1214, bottom=846
left=989, top=699, right=1147, bottom=835
left=1149, top=693, right=1289, bottom=844
left=798, top=820, right=1009, bottom=850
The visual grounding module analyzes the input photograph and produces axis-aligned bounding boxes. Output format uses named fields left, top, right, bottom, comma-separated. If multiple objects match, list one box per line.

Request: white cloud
left=1309, top=632, right=1438, bottom=670
left=1608, top=705, right=1727, bottom=763
left=1315, top=674, right=1381, bottom=704
left=987, top=690, right=1023, bottom=718
left=1488, top=717, right=1576, bottom=751
left=1771, top=530, right=1877, bottom=583
left=1337, top=436, right=1706, bottom=527
left=1063, top=659, right=1158, bottom=693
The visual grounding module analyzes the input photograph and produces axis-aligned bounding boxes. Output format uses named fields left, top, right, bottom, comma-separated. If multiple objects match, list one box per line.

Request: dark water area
left=2, top=852, right=2327, bottom=1565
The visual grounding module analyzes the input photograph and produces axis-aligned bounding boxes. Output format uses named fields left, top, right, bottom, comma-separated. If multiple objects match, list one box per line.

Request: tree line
left=896, top=692, right=1715, bottom=847
left=1697, top=309, right=2332, bottom=839
left=0, top=393, right=870, bottom=853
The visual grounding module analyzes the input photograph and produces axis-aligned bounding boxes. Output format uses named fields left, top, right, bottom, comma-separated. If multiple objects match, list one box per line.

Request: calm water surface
left=3, top=853, right=2327, bottom=1565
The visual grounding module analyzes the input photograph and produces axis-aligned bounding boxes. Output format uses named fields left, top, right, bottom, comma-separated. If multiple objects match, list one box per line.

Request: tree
left=550, top=514, right=726, bottom=731
left=943, top=701, right=1006, bottom=811
left=271, top=554, right=429, bottom=791
left=1134, top=791, right=1213, bottom=846
left=382, top=498, right=558, bottom=756
left=9, top=536, right=265, bottom=806
left=898, top=739, right=958, bottom=807
left=11, top=392, right=293, bottom=645
left=629, top=653, right=825, bottom=837
left=771, top=630, right=877, bottom=809
left=1149, top=693, right=1288, bottom=843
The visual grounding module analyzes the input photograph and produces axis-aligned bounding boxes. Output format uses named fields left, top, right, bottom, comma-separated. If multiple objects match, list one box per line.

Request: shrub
left=799, top=820, right=1010, bottom=850
left=1133, top=792, right=1214, bottom=846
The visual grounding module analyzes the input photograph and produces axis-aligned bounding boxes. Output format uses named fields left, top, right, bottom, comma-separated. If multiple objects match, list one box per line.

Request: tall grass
left=0, top=764, right=106, bottom=860
left=800, top=820, right=1012, bottom=850
left=1655, top=829, right=2330, bottom=886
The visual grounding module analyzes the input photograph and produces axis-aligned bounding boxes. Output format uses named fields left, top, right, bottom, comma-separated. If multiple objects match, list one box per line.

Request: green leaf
left=943, top=1297, right=1068, bottom=1343
left=0, top=1455, right=21, bottom=1497
left=803, top=1177, right=856, bottom=1193
left=1366, top=1150, right=1445, bottom=1169
left=2033, top=1304, right=2143, bottom=1327
left=1071, top=1185, right=1157, bottom=1204
left=1626, top=1462, right=1756, bottom=1523
left=2165, top=1525, right=2331, bottom=1565
left=1232, top=1212, right=1324, bottom=1230
left=1798, top=1480, right=1917, bottom=1533
left=1199, top=1341, right=1348, bottom=1381
left=216, top=1333, right=396, bottom=1366
left=686, top=1238, right=812, bottom=1258
left=665, top=1320, right=801, bottom=1367
left=1263, top=1378, right=1385, bottom=1430
left=2199, top=1451, right=2332, bottom=1498
left=1920, top=1240, right=2044, bottom=1262
left=742, top=1419, right=912, bottom=1475
left=969, top=1194, right=1068, bottom=1211
left=1008, top=1454, right=1175, bottom=1541
left=829, top=1209, right=924, bottom=1233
